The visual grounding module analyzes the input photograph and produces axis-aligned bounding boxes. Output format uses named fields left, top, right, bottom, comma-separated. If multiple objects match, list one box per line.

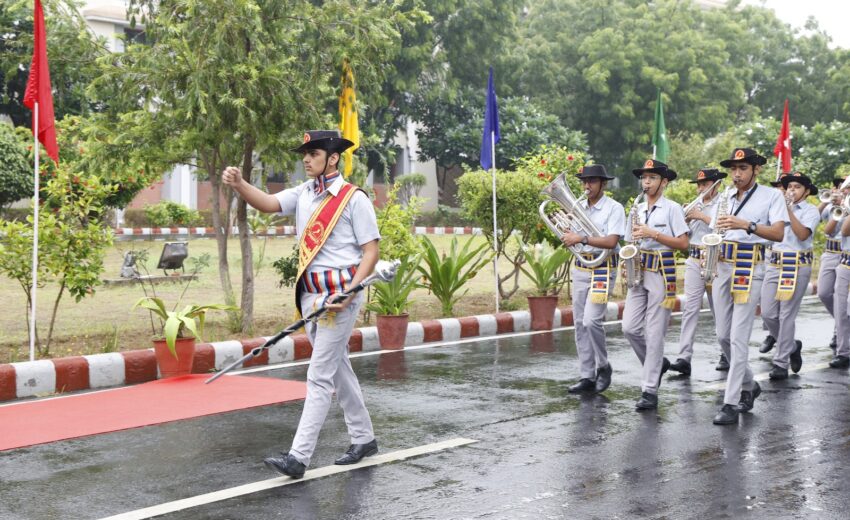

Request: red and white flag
left=773, top=99, right=791, bottom=174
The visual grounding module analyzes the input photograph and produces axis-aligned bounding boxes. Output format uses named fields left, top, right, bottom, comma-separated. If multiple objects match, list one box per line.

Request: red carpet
left=0, top=374, right=306, bottom=451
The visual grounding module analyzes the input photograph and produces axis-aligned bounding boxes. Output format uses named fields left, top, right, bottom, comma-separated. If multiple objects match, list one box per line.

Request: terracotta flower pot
left=376, top=314, right=409, bottom=350
left=153, top=337, right=196, bottom=378
left=527, top=295, right=559, bottom=331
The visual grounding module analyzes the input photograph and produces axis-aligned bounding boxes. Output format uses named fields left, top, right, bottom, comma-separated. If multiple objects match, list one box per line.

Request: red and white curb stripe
left=0, top=283, right=817, bottom=402
left=113, top=226, right=482, bottom=239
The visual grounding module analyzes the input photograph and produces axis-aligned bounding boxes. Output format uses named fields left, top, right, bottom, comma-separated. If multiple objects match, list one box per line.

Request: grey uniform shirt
left=710, top=184, right=788, bottom=245
left=822, top=206, right=843, bottom=239
left=624, top=195, right=689, bottom=251
left=774, top=200, right=820, bottom=251
left=273, top=176, right=381, bottom=272
left=571, top=194, right=626, bottom=255
left=687, top=195, right=720, bottom=246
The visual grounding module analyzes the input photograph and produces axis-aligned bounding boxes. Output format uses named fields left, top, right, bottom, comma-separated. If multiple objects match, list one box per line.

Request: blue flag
left=480, top=67, right=500, bottom=170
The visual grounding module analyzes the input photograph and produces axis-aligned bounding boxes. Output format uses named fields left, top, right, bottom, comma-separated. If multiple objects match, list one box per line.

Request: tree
left=414, top=86, right=586, bottom=202
left=90, top=0, right=422, bottom=333
left=0, top=122, right=30, bottom=211
left=0, top=0, right=106, bottom=126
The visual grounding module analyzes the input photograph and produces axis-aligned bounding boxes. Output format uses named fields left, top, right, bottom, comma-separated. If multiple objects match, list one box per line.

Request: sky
left=744, top=0, right=850, bottom=49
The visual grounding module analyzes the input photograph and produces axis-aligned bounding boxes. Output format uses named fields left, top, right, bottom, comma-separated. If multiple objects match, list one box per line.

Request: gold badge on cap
left=303, top=133, right=311, bottom=143
left=644, top=160, right=654, bottom=168
left=698, top=170, right=706, bottom=179
left=734, top=149, right=745, bottom=160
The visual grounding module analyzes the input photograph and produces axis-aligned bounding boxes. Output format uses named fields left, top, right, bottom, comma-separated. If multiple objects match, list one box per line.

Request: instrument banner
left=772, top=251, right=813, bottom=302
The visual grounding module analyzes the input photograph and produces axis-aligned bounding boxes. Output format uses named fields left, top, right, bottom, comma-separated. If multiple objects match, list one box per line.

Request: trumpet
left=819, top=188, right=838, bottom=204
left=539, top=173, right=612, bottom=268
left=831, top=193, right=850, bottom=221
left=683, top=179, right=723, bottom=215
left=619, top=189, right=647, bottom=289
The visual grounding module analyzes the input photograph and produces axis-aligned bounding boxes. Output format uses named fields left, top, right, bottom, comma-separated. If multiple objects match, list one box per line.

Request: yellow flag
left=339, top=61, right=359, bottom=177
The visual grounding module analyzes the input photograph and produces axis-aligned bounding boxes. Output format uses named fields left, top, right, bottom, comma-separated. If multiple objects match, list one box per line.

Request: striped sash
left=639, top=250, right=677, bottom=310
left=770, top=251, right=813, bottom=302
left=826, top=238, right=841, bottom=253
left=720, top=242, right=764, bottom=304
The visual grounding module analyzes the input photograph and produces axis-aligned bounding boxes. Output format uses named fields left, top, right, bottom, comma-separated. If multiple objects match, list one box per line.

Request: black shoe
left=829, top=355, right=850, bottom=368
left=635, top=391, right=658, bottom=411
left=568, top=378, right=596, bottom=394
left=335, top=439, right=378, bottom=465
left=264, top=452, right=306, bottom=479
left=595, top=364, right=613, bottom=393
left=759, top=335, right=776, bottom=354
left=669, top=358, right=691, bottom=376
left=769, top=364, right=788, bottom=380
left=790, top=340, right=803, bottom=373
left=716, top=353, right=730, bottom=371
left=830, top=334, right=837, bottom=353
left=738, top=382, right=762, bottom=413
left=657, top=357, right=671, bottom=387
left=713, top=404, right=739, bottom=425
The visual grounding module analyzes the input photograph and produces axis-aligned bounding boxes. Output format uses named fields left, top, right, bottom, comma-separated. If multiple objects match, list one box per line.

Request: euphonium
left=701, top=186, right=735, bottom=283
left=539, top=173, right=612, bottom=268
left=619, top=189, right=647, bottom=289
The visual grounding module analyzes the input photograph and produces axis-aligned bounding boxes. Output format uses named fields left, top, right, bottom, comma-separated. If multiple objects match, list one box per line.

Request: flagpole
left=490, top=131, right=499, bottom=313
left=30, top=102, right=39, bottom=362
left=652, top=145, right=656, bottom=161
left=775, top=151, right=782, bottom=182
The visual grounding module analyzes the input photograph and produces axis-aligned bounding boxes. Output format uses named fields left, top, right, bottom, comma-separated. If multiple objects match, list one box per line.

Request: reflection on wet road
left=1, top=300, right=848, bottom=519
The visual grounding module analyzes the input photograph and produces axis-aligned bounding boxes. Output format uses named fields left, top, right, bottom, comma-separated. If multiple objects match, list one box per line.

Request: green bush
left=0, top=123, right=30, bottom=210
left=144, top=201, right=203, bottom=227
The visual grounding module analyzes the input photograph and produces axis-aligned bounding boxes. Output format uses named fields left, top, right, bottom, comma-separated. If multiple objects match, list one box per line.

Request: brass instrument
left=832, top=193, right=850, bottom=221
left=819, top=188, right=837, bottom=204
left=539, top=173, right=612, bottom=268
left=701, top=186, right=735, bottom=283
left=683, top=179, right=723, bottom=215
left=619, top=189, right=647, bottom=289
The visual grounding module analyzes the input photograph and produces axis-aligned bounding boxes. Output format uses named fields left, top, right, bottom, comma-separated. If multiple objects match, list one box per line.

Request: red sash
left=296, top=182, right=360, bottom=281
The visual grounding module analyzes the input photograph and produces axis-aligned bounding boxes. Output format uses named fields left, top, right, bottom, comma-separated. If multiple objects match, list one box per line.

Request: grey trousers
left=834, top=267, right=850, bottom=357
left=571, top=267, right=615, bottom=380
left=675, top=257, right=715, bottom=362
left=713, top=261, right=762, bottom=406
left=817, top=252, right=841, bottom=318
left=622, top=270, right=671, bottom=395
left=290, top=291, right=374, bottom=466
left=761, top=264, right=812, bottom=370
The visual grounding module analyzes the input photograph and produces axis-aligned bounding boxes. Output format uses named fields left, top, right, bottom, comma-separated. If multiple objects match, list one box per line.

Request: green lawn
left=0, top=235, right=546, bottom=363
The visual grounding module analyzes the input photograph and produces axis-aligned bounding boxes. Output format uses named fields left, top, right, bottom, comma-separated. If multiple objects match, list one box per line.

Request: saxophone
left=619, top=189, right=647, bottom=289
left=700, top=186, right=733, bottom=283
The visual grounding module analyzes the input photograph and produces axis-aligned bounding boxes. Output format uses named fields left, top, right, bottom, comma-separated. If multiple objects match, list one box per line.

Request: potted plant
left=365, top=254, right=421, bottom=349
left=133, top=297, right=236, bottom=378
left=517, top=237, right=570, bottom=330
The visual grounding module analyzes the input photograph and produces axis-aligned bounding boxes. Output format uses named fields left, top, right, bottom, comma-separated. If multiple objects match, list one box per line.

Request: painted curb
left=0, top=283, right=818, bottom=402
left=113, top=226, right=483, bottom=240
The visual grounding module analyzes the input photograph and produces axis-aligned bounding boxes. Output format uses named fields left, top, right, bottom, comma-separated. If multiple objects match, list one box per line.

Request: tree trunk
left=43, top=280, right=66, bottom=357
left=237, top=137, right=256, bottom=334
left=206, top=149, right=237, bottom=314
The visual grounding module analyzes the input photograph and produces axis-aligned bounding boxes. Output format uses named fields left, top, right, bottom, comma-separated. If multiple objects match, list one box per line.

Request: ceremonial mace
left=205, top=259, right=400, bottom=384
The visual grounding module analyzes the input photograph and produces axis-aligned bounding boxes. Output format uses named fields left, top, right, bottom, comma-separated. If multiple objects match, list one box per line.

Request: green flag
left=652, top=88, right=669, bottom=162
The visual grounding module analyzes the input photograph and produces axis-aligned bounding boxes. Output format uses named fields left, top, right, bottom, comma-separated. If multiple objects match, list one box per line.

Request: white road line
left=98, top=437, right=478, bottom=520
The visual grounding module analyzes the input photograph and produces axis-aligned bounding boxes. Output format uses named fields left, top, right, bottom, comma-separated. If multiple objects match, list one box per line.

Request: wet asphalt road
left=2, top=299, right=849, bottom=520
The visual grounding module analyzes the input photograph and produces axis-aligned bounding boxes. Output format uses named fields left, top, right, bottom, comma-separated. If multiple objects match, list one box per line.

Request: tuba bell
left=539, top=173, right=612, bottom=269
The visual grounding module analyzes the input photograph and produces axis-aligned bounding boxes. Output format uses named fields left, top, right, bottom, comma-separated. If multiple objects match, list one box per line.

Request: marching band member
left=831, top=209, right=850, bottom=368
left=622, top=160, right=689, bottom=411
left=817, top=176, right=849, bottom=353
left=758, top=171, right=792, bottom=354
left=710, top=148, right=787, bottom=425
left=560, top=165, right=626, bottom=394
left=760, top=173, right=820, bottom=380
left=669, top=169, right=725, bottom=376
left=223, top=130, right=381, bottom=479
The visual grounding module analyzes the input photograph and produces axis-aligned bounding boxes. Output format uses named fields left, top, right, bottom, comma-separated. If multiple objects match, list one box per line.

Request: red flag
left=773, top=99, right=791, bottom=174
left=23, top=0, right=59, bottom=163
